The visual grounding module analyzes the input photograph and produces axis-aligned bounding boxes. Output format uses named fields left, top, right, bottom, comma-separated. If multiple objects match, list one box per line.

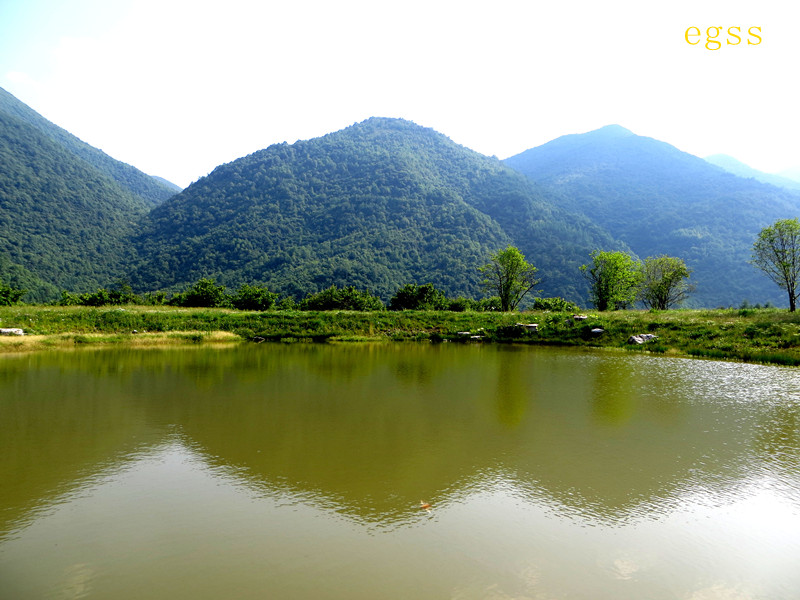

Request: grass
left=2, top=305, right=800, bottom=366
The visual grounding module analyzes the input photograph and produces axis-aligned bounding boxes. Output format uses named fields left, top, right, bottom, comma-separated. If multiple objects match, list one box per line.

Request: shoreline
left=2, top=305, right=800, bottom=366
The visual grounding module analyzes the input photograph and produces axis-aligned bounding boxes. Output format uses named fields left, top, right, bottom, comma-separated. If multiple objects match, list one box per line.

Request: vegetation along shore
left=3, top=304, right=800, bottom=367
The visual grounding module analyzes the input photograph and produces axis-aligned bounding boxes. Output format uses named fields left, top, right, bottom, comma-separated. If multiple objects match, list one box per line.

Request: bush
left=230, top=284, right=278, bottom=311
left=299, top=285, right=384, bottom=311
left=0, top=281, right=26, bottom=306
left=389, top=283, right=448, bottom=310
left=472, top=296, right=502, bottom=311
left=170, top=278, right=231, bottom=308
left=57, top=281, right=141, bottom=307
left=532, top=297, right=580, bottom=312
left=447, top=297, right=472, bottom=312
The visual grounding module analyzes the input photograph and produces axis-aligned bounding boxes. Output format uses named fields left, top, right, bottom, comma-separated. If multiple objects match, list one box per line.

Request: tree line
left=2, top=218, right=799, bottom=311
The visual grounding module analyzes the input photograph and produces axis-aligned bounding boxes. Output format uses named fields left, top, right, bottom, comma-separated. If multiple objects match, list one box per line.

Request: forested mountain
left=132, top=118, right=620, bottom=302
left=6, top=90, right=795, bottom=309
left=0, top=87, right=180, bottom=205
left=704, top=154, right=800, bottom=192
left=0, top=108, right=151, bottom=299
left=505, top=125, right=800, bottom=307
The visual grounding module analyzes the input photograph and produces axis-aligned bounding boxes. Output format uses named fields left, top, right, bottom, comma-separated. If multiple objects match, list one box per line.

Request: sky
left=0, top=0, right=797, bottom=188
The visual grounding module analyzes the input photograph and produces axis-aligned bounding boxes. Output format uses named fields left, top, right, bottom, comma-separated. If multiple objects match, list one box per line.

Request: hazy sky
left=0, top=0, right=796, bottom=187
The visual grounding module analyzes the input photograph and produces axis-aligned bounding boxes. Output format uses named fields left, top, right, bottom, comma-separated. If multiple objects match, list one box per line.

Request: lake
left=1, top=343, right=799, bottom=599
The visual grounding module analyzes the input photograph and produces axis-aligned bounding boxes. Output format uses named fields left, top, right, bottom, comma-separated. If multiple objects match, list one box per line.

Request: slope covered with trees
left=133, top=118, right=619, bottom=302
left=505, top=125, right=800, bottom=307
left=0, top=109, right=151, bottom=296
left=0, top=87, right=180, bottom=205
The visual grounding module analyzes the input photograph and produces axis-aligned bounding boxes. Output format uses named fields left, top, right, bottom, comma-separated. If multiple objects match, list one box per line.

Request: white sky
left=0, top=0, right=797, bottom=188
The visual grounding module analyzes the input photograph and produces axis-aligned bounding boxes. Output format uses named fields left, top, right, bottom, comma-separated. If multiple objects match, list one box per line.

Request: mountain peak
left=591, top=124, right=634, bottom=137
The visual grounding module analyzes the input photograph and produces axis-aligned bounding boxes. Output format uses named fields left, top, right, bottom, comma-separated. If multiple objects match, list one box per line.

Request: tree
left=479, top=246, right=540, bottom=312
left=299, top=285, right=384, bottom=311
left=0, top=280, right=26, bottom=306
left=639, top=255, right=694, bottom=310
left=230, top=284, right=278, bottom=311
left=389, top=283, right=448, bottom=310
left=751, top=218, right=800, bottom=311
left=580, top=250, right=642, bottom=311
left=170, top=278, right=231, bottom=308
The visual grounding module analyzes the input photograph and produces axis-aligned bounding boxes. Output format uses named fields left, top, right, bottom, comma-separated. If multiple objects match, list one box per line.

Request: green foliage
left=532, top=297, right=580, bottom=312
left=0, top=108, right=149, bottom=298
left=0, top=280, right=26, bottom=305
left=170, top=278, right=231, bottom=308
left=471, top=296, right=502, bottom=311
left=581, top=250, right=642, bottom=311
left=299, top=285, right=384, bottom=311
left=132, top=118, right=614, bottom=304
left=389, top=283, right=448, bottom=310
left=57, top=281, right=141, bottom=306
left=505, top=124, right=800, bottom=308
left=751, top=218, right=800, bottom=311
left=479, top=245, right=541, bottom=311
left=446, top=297, right=472, bottom=312
left=639, top=255, right=694, bottom=310
left=230, top=283, right=279, bottom=311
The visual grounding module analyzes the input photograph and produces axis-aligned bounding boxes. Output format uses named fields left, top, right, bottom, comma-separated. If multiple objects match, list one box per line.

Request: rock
left=573, top=315, right=588, bottom=321
left=628, top=334, right=658, bottom=344
left=591, top=328, right=605, bottom=335
left=516, top=323, right=539, bottom=332
left=0, top=328, right=25, bottom=336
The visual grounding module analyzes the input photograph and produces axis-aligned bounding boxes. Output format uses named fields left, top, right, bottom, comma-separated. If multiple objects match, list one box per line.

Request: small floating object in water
left=419, top=500, right=432, bottom=512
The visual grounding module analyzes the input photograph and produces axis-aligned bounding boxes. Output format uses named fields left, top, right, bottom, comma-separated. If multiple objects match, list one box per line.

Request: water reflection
left=2, top=344, right=800, bottom=598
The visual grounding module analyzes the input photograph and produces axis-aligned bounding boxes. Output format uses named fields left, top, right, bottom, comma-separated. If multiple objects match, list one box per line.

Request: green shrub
left=472, top=296, right=502, bottom=311
left=389, top=283, right=447, bottom=310
left=532, top=297, right=580, bottom=312
left=0, top=281, right=26, bottom=306
left=230, top=284, right=278, bottom=311
left=170, top=278, right=231, bottom=308
left=299, top=285, right=384, bottom=311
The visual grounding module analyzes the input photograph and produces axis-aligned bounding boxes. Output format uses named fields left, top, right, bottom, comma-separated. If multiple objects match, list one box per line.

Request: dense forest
left=3, top=87, right=800, bottom=308
left=0, top=88, right=182, bottom=300
left=131, top=117, right=619, bottom=302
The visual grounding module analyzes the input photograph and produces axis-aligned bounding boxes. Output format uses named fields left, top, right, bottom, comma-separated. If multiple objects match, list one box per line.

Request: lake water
left=1, top=343, right=799, bottom=599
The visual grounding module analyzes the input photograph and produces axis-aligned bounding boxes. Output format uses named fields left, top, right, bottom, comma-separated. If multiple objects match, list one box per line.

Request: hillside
left=0, top=87, right=180, bottom=205
left=504, top=125, right=800, bottom=307
left=132, top=118, right=620, bottom=302
left=705, top=154, right=800, bottom=192
left=0, top=109, right=151, bottom=298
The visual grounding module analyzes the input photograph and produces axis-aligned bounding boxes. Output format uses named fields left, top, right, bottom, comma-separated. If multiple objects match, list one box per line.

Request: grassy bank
left=2, top=305, right=800, bottom=366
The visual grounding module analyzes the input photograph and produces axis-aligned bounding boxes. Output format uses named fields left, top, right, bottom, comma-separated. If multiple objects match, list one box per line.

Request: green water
left=1, top=343, right=799, bottom=599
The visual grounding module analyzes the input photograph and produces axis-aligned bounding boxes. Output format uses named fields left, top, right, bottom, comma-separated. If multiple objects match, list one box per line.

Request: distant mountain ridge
left=705, top=154, right=800, bottom=192
left=504, top=125, right=800, bottom=307
left=3, top=85, right=799, bottom=308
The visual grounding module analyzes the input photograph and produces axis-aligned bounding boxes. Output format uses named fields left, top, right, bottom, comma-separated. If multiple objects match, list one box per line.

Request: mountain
left=705, top=154, right=800, bottom=192
left=0, top=102, right=153, bottom=299
left=504, top=125, right=800, bottom=307
left=0, top=87, right=180, bottom=205
left=132, top=117, right=621, bottom=302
